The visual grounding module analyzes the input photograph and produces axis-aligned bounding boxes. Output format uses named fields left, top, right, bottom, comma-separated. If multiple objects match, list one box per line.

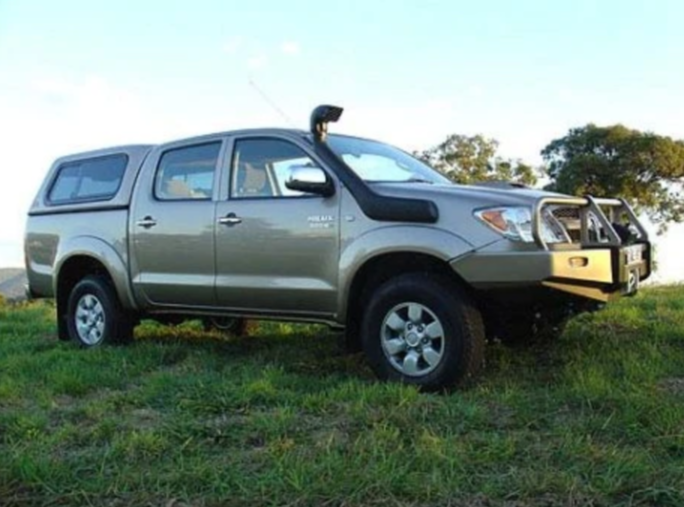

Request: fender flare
left=54, top=236, right=138, bottom=311
left=337, top=225, right=475, bottom=319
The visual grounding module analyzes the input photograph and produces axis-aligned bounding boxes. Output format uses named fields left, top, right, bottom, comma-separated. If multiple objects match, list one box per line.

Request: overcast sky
left=0, top=0, right=682, bottom=281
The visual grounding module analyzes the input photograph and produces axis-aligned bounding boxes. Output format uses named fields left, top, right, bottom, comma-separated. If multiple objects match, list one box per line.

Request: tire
left=202, top=317, right=250, bottom=336
left=361, top=273, right=485, bottom=391
left=66, top=275, right=134, bottom=347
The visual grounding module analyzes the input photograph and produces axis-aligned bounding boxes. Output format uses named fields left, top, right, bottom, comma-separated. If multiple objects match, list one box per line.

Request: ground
left=0, top=286, right=683, bottom=506
left=0, top=268, right=27, bottom=302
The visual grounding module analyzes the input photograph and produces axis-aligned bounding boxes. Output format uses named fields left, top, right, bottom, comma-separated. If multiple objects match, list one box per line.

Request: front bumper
left=451, top=242, right=651, bottom=302
left=453, top=195, right=652, bottom=302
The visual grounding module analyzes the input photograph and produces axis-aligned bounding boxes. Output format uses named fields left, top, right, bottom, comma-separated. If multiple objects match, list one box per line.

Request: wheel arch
left=54, top=238, right=137, bottom=339
left=339, top=226, right=475, bottom=321
left=342, top=250, right=475, bottom=352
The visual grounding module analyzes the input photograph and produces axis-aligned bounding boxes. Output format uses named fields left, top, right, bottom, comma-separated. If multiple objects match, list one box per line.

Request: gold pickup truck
left=24, top=105, right=651, bottom=390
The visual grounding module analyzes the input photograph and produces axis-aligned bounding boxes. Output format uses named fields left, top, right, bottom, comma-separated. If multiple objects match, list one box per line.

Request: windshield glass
left=327, top=135, right=451, bottom=184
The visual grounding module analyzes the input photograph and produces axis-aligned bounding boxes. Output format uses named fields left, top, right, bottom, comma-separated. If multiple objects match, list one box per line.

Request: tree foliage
left=416, top=134, right=538, bottom=187
left=543, top=124, right=684, bottom=231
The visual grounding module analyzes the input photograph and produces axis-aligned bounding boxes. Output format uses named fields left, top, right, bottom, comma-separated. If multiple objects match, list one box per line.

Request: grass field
left=1, top=287, right=683, bottom=506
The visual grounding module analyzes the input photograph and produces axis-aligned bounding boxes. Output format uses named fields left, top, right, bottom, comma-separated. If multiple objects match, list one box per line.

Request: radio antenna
left=248, top=77, right=296, bottom=127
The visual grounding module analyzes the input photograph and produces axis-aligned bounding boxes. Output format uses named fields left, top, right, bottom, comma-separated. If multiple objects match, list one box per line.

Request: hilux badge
left=307, top=215, right=335, bottom=228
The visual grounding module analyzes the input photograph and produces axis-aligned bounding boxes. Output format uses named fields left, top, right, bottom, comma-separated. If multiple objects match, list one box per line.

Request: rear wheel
left=202, top=317, right=250, bottom=336
left=66, top=275, right=134, bottom=347
left=361, top=273, right=485, bottom=391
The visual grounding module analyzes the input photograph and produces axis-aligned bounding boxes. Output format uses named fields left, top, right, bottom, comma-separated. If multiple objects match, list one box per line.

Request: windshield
left=327, top=135, right=451, bottom=184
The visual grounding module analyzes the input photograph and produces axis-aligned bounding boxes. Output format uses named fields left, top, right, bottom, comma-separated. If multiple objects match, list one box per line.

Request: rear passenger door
left=130, top=139, right=225, bottom=307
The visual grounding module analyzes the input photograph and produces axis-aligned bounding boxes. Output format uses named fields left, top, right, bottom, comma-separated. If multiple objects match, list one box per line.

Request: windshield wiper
left=367, top=178, right=435, bottom=184
left=403, top=177, right=434, bottom=184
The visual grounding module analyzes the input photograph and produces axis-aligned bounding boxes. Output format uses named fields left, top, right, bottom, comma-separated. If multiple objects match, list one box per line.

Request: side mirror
left=285, top=166, right=335, bottom=197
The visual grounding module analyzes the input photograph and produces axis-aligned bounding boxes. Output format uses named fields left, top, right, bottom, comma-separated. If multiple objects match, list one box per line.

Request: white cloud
left=222, top=37, right=243, bottom=55
left=247, top=55, right=268, bottom=71
left=280, top=41, right=300, bottom=55
left=0, top=74, right=171, bottom=267
left=31, top=76, right=78, bottom=96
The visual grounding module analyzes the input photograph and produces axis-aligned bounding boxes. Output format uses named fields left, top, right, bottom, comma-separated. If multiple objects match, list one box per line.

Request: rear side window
left=48, top=155, right=128, bottom=204
left=155, top=142, right=221, bottom=201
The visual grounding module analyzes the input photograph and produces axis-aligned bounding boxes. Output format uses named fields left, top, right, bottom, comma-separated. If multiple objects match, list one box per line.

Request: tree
left=416, top=134, right=538, bottom=187
left=543, top=124, right=684, bottom=231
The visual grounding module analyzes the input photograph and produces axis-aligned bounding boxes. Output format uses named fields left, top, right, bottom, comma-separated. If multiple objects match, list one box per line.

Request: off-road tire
left=202, top=317, right=252, bottom=336
left=361, top=273, right=485, bottom=391
left=66, top=275, right=134, bottom=347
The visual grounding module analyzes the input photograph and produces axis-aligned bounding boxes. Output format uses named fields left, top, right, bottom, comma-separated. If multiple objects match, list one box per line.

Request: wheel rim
left=75, top=294, right=106, bottom=345
left=380, top=302, right=445, bottom=377
left=210, top=317, right=239, bottom=331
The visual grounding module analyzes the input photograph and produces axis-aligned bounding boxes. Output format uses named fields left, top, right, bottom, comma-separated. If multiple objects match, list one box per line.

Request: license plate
left=626, top=268, right=640, bottom=294
left=624, top=245, right=643, bottom=266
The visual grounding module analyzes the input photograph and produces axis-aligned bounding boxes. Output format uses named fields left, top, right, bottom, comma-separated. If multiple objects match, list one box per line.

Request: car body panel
left=25, top=209, right=136, bottom=309
left=336, top=187, right=478, bottom=320
left=54, top=234, right=138, bottom=309
left=214, top=195, right=341, bottom=314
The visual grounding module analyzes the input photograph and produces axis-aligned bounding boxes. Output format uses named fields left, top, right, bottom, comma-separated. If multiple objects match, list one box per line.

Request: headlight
left=474, top=206, right=568, bottom=244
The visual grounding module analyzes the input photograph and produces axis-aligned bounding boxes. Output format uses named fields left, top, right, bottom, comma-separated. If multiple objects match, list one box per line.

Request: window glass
left=231, top=139, right=319, bottom=198
left=327, top=135, right=451, bottom=184
left=155, top=142, right=221, bottom=200
left=48, top=155, right=128, bottom=204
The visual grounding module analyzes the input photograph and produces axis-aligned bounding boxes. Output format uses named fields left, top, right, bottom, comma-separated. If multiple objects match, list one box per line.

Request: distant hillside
left=0, top=268, right=27, bottom=301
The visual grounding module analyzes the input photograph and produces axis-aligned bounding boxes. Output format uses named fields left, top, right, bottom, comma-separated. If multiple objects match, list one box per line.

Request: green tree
left=416, top=134, right=538, bottom=186
left=543, top=124, right=684, bottom=231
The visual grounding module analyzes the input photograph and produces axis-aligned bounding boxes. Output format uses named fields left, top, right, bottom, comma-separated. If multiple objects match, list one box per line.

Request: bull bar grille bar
left=532, top=196, right=649, bottom=250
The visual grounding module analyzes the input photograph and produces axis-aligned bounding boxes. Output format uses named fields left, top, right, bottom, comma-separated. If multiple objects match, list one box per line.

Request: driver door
left=214, top=136, right=340, bottom=315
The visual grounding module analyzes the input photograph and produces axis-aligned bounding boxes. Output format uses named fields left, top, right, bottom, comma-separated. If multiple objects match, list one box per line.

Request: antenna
left=248, top=78, right=296, bottom=127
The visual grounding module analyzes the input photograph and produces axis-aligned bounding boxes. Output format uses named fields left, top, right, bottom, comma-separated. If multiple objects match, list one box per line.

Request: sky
left=0, top=0, right=682, bottom=282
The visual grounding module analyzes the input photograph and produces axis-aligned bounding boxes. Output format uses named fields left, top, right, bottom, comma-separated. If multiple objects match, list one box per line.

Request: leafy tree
left=416, top=134, right=538, bottom=186
left=543, top=124, right=684, bottom=231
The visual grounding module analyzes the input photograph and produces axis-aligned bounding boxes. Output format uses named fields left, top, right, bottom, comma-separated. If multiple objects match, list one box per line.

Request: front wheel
left=361, top=273, right=485, bottom=391
left=66, top=275, right=134, bottom=347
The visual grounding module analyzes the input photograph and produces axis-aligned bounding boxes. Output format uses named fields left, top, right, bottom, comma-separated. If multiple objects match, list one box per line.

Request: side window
left=231, top=138, right=320, bottom=198
left=48, top=154, right=128, bottom=204
left=155, top=142, right=221, bottom=201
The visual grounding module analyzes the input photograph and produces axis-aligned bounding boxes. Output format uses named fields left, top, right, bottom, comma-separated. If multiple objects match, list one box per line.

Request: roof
left=55, top=130, right=376, bottom=162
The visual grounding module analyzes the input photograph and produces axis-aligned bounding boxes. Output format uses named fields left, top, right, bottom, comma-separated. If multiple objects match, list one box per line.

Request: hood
left=369, top=181, right=567, bottom=208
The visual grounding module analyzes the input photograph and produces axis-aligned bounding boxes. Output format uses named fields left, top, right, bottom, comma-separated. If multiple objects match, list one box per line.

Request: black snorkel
left=310, top=105, right=344, bottom=142
left=308, top=104, right=439, bottom=224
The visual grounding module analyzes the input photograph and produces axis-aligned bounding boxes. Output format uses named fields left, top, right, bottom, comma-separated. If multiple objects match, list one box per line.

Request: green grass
left=1, top=287, right=683, bottom=506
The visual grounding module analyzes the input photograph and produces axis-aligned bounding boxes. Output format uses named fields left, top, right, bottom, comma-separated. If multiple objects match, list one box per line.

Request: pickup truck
left=24, top=105, right=652, bottom=390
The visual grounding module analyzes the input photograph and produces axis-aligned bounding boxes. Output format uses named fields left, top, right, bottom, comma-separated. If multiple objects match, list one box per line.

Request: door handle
left=136, top=216, right=158, bottom=229
left=218, top=213, right=242, bottom=226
